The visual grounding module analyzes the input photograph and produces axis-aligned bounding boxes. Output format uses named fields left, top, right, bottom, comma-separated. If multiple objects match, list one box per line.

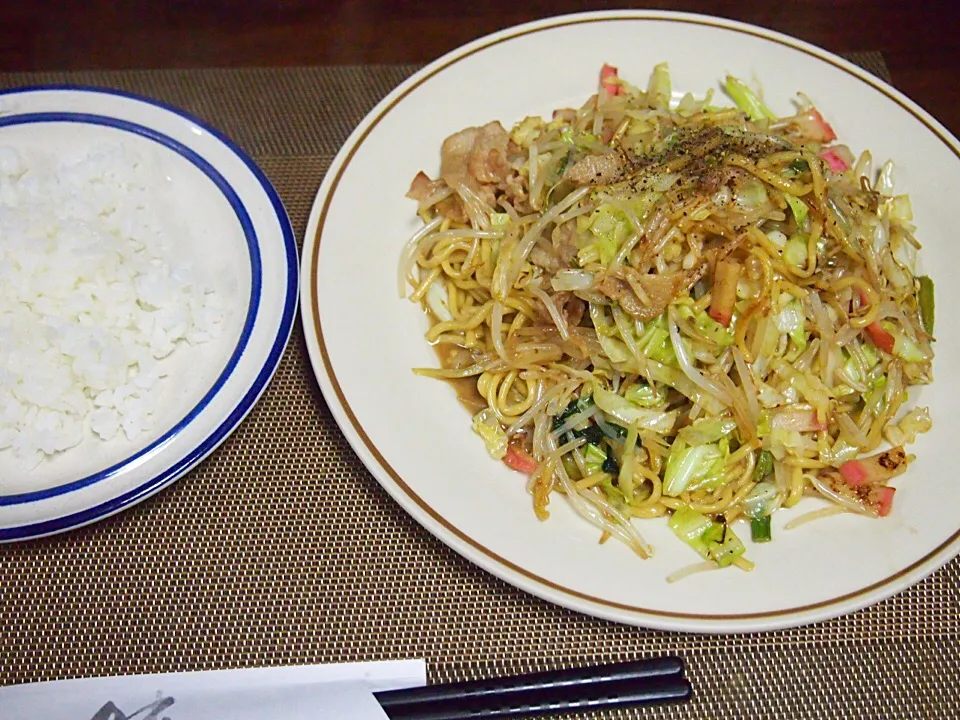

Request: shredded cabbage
left=677, top=416, right=738, bottom=446
left=593, top=387, right=677, bottom=434
left=724, top=75, right=776, bottom=122
left=664, top=439, right=728, bottom=496
left=471, top=409, right=508, bottom=459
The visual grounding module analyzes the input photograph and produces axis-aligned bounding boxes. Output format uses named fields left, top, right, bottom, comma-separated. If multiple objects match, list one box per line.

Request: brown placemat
left=2, top=55, right=958, bottom=719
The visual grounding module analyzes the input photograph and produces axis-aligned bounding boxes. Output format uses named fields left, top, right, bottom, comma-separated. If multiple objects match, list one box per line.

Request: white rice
left=0, top=141, right=224, bottom=469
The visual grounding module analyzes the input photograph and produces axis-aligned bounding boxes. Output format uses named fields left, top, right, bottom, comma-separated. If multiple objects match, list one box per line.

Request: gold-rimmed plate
left=300, top=10, right=959, bottom=632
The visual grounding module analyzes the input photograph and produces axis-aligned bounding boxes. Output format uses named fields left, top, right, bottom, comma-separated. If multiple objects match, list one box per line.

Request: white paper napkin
left=0, top=659, right=426, bottom=719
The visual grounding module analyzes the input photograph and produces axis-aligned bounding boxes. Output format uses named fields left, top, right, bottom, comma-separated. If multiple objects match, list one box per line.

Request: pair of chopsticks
left=373, top=657, right=691, bottom=719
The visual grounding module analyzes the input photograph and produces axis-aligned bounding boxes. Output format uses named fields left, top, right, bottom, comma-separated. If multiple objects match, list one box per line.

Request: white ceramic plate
left=301, top=11, right=960, bottom=632
left=0, top=87, right=298, bottom=541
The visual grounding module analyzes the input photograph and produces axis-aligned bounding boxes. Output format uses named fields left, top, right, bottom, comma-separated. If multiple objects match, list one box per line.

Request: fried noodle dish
left=400, top=63, right=935, bottom=578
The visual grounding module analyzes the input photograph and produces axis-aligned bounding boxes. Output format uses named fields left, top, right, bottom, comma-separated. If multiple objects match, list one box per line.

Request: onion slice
left=732, top=347, right=760, bottom=427
left=667, top=307, right=732, bottom=406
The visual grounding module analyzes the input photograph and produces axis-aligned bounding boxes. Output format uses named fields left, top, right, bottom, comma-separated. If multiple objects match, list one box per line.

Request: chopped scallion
left=751, top=515, right=772, bottom=543
left=754, top=450, right=774, bottom=481
left=919, top=275, right=934, bottom=335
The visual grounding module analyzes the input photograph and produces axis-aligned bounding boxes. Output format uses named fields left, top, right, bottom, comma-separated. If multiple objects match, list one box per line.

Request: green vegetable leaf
left=735, top=178, right=768, bottom=210
left=887, top=321, right=932, bottom=362
left=510, top=116, right=543, bottom=147
left=570, top=425, right=604, bottom=444
left=602, top=453, right=620, bottom=475
left=552, top=394, right=595, bottom=431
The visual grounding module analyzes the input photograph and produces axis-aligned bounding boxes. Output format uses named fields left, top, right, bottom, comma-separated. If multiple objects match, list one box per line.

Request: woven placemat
left=2, top=55, right=958, bottom=719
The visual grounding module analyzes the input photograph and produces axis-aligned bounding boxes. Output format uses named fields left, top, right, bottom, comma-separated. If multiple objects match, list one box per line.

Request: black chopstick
left=373, top=657, right=691, bottom=719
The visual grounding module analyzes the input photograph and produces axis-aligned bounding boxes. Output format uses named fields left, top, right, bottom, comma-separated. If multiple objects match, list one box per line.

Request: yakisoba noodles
left=400, top=64, right=935, bottom=577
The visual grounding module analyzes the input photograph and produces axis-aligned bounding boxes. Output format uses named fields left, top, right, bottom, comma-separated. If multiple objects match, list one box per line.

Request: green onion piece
left=668, top=506, right=747, bottom=567
left=710, top=523, right=747, bottom=567
left=669, top=506, right=715, bottom=548
left=754, top=450, right=774, bottom=481
left=919, top=275, right=935, bottom=334
left=751, top=515, right=773, bottom=543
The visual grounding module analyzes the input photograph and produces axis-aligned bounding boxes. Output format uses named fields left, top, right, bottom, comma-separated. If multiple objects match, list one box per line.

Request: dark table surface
left=1, top=1, right=958, bottom=136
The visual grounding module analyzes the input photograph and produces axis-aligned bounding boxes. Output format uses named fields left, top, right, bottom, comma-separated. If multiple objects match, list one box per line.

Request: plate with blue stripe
left=0, top=86, right=297, bottom=541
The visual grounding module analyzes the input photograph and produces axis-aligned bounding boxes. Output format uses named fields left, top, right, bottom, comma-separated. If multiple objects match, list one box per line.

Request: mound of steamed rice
left=0, top=141, right=224, bottom=470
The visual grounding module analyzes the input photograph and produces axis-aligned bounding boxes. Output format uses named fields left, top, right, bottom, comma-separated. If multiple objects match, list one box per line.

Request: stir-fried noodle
left=400, top=64, right=935, bottom=573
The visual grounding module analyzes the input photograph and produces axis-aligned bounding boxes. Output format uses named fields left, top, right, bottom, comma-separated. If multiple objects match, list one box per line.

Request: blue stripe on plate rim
left=0, top=87, right=298, bottom=541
